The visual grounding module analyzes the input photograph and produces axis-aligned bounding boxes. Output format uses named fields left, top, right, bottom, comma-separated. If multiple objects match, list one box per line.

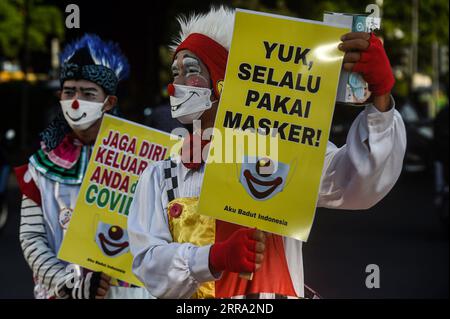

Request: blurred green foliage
left=0, top=0, right=64, bottom=59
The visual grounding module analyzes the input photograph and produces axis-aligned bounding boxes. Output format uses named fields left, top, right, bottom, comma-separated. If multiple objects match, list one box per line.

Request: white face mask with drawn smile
left=60, top=97, right=107, bottom=131
left=169, top=84, right=214, bottom=124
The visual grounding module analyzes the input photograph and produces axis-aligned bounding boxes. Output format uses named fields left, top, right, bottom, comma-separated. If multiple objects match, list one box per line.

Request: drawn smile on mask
left=96, top=224, right=129, bottom=257
left=171, top=91, right=199, bottom=111
left=242, top=158, right=284, bottom=199
left=65, top=112, right=87, bottom=122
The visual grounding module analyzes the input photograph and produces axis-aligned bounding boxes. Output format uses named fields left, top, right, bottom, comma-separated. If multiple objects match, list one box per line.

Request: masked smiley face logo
left=239, top=156, right=290, bottom=201
left=95, top=222, right=130, bottom=257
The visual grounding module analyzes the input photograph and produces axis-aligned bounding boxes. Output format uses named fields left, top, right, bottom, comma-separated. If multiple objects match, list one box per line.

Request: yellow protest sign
left=197, top=9, right=348, bottom=241
left=58, top=114, right=181, bottom=286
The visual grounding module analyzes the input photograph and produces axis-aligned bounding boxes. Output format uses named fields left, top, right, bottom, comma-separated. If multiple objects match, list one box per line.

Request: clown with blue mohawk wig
left=15, top=34, right=153, bottom=299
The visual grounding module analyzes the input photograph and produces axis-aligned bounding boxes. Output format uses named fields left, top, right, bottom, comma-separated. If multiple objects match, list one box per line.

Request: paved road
left=0, top=170, right=448, bottom=299
left=303, top=171, right=449, bottom=298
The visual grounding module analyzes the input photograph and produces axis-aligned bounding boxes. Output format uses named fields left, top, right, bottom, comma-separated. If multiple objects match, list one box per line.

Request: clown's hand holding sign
left=128, top=6, right=405, bottom=299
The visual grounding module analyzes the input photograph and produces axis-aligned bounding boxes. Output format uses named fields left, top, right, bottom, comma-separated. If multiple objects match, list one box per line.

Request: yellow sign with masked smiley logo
left=197, top=9, right=348, bottom=241
left=58, top=114, right=181, bottom=286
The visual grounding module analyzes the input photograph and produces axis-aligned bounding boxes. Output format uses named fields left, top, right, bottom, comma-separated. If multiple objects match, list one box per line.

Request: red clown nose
left=71, top=100, right=79, bottom=110
left=167, top=83, right=175, bottom=97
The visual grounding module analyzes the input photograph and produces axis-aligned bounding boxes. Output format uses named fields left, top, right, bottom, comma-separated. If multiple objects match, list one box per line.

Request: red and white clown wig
left=171, top=6, right=235, bottom=99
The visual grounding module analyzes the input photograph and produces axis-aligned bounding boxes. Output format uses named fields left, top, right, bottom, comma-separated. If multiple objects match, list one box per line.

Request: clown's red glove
left=352, top=33, right=395, bottom=96
left=209, top=228, right=262, bottom=274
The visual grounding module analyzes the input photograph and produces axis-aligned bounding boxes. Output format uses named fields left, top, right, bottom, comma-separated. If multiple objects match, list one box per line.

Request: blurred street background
left=0, top=0, right=448, bottom=298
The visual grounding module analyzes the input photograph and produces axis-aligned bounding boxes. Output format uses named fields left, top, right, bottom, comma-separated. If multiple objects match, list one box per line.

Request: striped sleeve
left=19, top=195, right=73, bottom=298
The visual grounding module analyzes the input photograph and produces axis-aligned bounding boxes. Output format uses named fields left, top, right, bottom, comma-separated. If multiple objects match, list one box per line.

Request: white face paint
left=60, top=97, right=108, bottom=131
left=172, top=56, right=202, bottom=78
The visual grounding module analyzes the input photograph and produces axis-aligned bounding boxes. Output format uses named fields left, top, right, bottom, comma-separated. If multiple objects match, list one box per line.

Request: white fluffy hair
left=171, top=5, right=235, bottom=52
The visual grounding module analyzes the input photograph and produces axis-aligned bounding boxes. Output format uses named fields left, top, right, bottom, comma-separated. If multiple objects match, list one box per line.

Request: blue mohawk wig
left=60, top=33, right=130, bottom=81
